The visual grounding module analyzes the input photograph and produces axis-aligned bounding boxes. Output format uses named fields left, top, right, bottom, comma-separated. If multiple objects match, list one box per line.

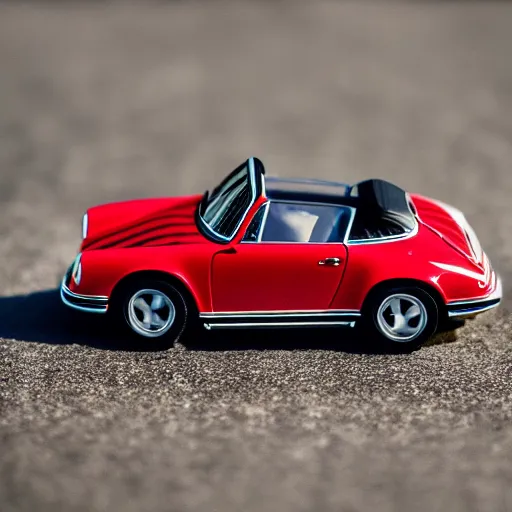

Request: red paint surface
left=211, top=243, right=348, bottom=312
left=70, top=189, right=498, bottom=313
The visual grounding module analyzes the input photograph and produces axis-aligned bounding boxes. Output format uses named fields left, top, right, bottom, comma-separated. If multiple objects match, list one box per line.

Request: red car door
left=211, top=243, right=348, bottom=312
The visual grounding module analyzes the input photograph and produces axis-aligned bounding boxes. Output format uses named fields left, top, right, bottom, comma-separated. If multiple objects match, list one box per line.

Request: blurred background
left=1, top=0, right=511, bottom=305
left=1, top=1, right=512, bottom=512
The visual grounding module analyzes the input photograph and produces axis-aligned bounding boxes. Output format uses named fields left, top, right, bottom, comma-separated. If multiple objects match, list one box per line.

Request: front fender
left=69, top=245, right=215, bottom=312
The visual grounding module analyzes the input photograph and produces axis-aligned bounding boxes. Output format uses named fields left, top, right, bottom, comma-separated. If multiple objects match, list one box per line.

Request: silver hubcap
left=127, top=289, right=176, bottom=338
left=376, top=293, right=428, bottom=342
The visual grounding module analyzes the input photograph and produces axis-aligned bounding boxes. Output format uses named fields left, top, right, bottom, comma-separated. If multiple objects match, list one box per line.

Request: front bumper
left=446, top=273, right=503, bottom=319
left=60, top=265, right=108, bottom=314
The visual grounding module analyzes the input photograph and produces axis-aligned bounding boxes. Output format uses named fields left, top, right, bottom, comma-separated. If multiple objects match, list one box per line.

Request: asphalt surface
left=1, top=1, right=512, bottom=511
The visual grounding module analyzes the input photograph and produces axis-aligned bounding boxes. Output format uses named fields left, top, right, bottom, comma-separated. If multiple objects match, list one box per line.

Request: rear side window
left=245, top=201, right=351, bottom=243
left=348, top=214, right=406, bottom=241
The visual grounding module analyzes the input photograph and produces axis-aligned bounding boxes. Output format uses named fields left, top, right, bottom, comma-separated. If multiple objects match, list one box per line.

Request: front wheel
left=362, top=286, right=439, bottom=352
left=110, top=279, right=188, bottom=350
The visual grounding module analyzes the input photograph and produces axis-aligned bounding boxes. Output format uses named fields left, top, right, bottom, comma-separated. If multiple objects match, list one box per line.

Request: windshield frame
left=197, top=157, right=262, bottom=243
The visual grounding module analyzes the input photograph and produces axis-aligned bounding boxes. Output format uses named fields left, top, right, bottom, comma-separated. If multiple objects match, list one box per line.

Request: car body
left=61, top=157, right=502, bottom=351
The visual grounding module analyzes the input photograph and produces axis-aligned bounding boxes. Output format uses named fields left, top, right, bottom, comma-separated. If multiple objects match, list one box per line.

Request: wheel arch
left=361, top=278, right=447, bottom=318
left=109, top=270, right=199, bottom=315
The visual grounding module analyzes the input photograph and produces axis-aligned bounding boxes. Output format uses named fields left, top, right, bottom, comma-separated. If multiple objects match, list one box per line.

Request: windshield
left=200, top=159, right=257, bottom=241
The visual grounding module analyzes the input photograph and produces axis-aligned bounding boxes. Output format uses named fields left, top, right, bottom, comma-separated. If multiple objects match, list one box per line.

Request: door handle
left=318, top=257, right=340, bottom=266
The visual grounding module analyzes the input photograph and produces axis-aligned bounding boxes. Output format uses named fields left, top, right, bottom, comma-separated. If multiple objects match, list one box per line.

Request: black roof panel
left=265, top=176, right=354, bottom=207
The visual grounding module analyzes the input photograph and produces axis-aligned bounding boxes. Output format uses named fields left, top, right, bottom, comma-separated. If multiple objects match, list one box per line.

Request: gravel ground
left=1, top=1, right=512, bottom=511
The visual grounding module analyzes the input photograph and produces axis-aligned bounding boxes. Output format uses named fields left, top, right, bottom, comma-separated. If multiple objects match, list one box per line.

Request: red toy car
left=61, top=157, right=502, bottom=351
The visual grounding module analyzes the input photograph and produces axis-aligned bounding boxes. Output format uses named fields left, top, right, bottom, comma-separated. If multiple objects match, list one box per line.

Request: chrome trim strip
left=199, top=157, right=258, bottom=243
left=447, top=275, right=502, bottom=318
left=200, top=310, right=361, bottom=319
left=204, top=320, right=356, bottom=330
left=447, top=297, right=498, bottom=307
left=60, top=279, right=108, bottom=314
left=61, top=289, right=108, bottom=314
left=61, top=281, right=109, bottom=301
left=448, top=302, right=500, bottom=319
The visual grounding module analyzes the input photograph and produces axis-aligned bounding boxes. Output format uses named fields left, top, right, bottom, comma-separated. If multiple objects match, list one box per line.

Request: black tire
left=109, top=278, right=188, bottom=350
left=361, top=286, right=439, bottom=353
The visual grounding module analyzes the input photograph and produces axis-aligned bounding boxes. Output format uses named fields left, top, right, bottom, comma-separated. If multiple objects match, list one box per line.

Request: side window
left=348, top=212, right=406, bottom=241
left=260, top=202, right=349, bottom=243
left=242, top=204, right=267, bottom=242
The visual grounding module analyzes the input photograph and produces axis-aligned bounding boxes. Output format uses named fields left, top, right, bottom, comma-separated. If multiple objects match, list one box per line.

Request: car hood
left=410, top=193, right=484, bottom=268
left=81, top=194, right=207, bottom=250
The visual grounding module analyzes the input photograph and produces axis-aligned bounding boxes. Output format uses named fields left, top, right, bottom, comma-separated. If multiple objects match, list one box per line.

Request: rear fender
left=331, top=224, right=479, bottom=311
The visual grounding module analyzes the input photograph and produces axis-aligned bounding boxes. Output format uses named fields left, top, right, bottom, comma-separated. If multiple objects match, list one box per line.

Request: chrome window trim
left=240, top=241, right=348, bottom=246
left=258, top=201, right=271, bottom=242
left=199, top=156, right=258, bottom=243
left=343, top=206, right=357, bottom=245
left=240, top=198, right=356, bottom=245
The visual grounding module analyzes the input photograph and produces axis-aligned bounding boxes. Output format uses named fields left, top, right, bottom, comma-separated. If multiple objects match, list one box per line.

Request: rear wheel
left=362, top=286, right=439, bottom=352
left=110, top=279, right=188, bottom=350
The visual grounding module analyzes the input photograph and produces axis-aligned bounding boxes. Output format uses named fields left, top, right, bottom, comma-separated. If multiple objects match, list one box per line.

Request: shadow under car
left=0, top=288, right=460, bottom=353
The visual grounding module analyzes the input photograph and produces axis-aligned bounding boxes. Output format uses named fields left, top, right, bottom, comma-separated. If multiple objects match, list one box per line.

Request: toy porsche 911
left=61, top=157, right=502, bottom=351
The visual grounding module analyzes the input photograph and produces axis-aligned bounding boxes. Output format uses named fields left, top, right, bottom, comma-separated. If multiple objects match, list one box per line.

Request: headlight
left=72, top=254, right=82, bottom=286
left=82, top=213, right=88, bottom=240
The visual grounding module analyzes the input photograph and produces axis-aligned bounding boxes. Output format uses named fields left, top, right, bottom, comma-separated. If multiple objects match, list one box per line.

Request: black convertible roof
left=264, top=175, right=416, bottom=232
left=353, top=178, right=416, bottom=231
